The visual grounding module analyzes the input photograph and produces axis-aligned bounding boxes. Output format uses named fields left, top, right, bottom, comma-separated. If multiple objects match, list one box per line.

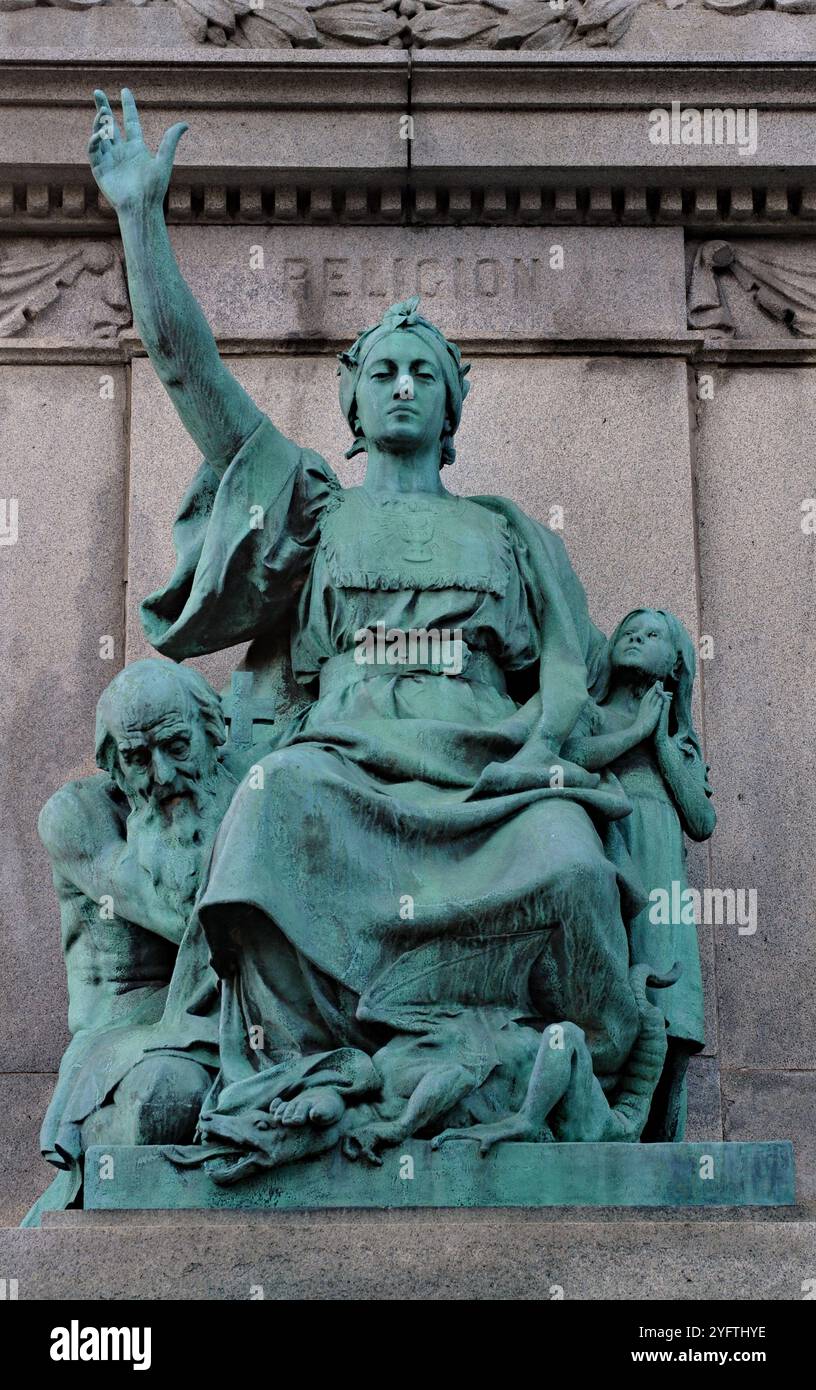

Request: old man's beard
left=128, top=765, right=232, bottom=916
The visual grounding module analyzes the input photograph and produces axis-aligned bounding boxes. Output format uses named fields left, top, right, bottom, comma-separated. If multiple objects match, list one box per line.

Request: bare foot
left=269, top=1086, right=345, bottom=1129
left=198, top=1107, right=341, bottom=1182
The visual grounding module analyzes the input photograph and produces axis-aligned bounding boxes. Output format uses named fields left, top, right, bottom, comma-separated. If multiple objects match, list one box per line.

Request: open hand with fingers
left=89, top=88, right=188, bottom=215
left=84, top=85, right=265, bottom=473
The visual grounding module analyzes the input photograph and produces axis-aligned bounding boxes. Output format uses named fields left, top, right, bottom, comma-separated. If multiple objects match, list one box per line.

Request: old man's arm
left=39, top=776, right=190, bottom=946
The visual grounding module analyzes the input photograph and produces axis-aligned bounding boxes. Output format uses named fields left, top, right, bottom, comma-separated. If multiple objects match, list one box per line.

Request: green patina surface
left=84, top=1143, right=796, bottom=1211
left=25, top=89, right=787, bottom=1226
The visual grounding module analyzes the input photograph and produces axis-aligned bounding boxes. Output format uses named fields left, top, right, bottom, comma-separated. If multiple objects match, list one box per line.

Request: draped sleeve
left=472, top=495, right=608, bottom=747
left=567, top=697, right=605, bottom=742
left=140, top=416, right=341, bottom=660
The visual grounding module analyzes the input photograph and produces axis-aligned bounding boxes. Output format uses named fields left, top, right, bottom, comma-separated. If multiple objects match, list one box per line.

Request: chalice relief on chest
left=394, top=500, right=437, bottom=564
left=358, top=495, right=445, bottom=571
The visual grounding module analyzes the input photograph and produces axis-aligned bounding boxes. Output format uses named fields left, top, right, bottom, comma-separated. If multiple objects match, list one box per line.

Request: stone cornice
left=4, top=182, right=816, bottom=234
left=2, top=50, right=816, bottom=230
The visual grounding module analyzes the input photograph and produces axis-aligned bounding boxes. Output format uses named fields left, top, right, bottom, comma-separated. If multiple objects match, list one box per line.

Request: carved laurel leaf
left=495, top=2, right=565, bottom=45
left=177, top=0, right=238, bottom=28
left=574, top=0, right=638, bottom=29
left=174, top=0, right=210, bottom=40
left=252, top=0, right=321, bottom=40
left=701, top=0, right=764, bottom=11
left=420, top=0, right=513, bottom=7
left=604, top=0, right=638, bottom=38
left=410, top=3, right=501, bottom=44
left=312, top=2, right=405, bottom=42
left=239, top=11, right=294, bottom=41
left=37, top=0, right=109, bottom=9
left=520, top=16, right=575, bottom=45
left=36, top=0, right=108, bottom=8
left=170, top=0, right=633, bottom=49
left=228, top=22, right=253, bottom=42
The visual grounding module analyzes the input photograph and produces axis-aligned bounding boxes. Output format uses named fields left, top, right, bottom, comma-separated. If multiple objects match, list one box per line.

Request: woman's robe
left=140, top=417, right=646, bottom=1082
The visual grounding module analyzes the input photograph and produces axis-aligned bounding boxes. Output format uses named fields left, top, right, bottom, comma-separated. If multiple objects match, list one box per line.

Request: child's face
left=612, top=611, right=676, bottom=680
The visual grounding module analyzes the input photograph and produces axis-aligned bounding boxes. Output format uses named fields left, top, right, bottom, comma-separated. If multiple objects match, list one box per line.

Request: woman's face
left=612, top=610, right=676, bottom=681
left=352, top=329, right=448, bottom=458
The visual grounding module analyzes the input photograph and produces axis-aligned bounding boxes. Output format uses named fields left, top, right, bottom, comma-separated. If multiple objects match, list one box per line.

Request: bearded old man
left=84, top=90, right=655, bottom=1158
left=25, top=660, right=237, bottom=1223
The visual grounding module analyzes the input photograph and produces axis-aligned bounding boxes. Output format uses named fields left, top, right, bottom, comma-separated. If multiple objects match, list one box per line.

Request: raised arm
left=89, top=89, right=263, bottom=474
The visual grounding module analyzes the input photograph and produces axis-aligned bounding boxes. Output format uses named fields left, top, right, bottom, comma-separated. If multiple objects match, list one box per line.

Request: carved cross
left=222, top=671, right=278, bottom=749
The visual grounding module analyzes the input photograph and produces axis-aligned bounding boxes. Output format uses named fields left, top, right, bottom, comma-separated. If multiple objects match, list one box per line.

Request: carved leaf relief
left=0, top=242, right=131, bottom=340
left=688, top=239, right=816, bottom=338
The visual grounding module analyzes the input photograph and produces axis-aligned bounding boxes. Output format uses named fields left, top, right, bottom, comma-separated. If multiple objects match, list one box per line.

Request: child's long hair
left=597, top=608, right=709, bottom=779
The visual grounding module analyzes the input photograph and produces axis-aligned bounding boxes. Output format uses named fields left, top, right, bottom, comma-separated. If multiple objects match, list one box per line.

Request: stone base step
left=2, top=1210, right=814, bottom=1299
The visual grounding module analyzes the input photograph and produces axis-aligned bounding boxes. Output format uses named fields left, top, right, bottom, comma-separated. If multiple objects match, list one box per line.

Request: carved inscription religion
left=274, top=252, right=560, bottom=304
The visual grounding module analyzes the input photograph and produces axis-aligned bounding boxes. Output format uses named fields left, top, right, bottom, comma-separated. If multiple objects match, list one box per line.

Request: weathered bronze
left=26, top=91, right=718, bottom=1220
